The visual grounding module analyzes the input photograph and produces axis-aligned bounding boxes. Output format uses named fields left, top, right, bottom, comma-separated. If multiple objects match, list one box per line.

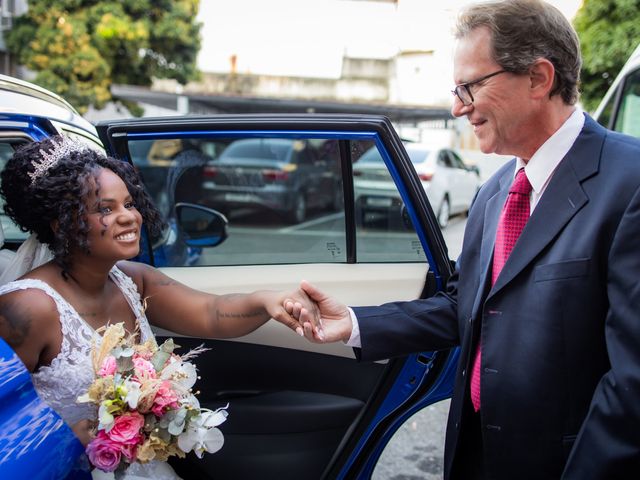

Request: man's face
left=451, top=27, right=530, bottom=156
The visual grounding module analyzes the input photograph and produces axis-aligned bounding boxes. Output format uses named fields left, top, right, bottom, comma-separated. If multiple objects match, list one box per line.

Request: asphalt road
left=372, top=214, right=467, bottom=480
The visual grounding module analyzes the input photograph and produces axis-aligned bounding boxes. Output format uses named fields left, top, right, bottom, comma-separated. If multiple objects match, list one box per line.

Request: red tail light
left=418, top=172, right=434, bottom=181
left=262, top=169, right=289, bottom=181
left=203, top=166, right=218, bottom=178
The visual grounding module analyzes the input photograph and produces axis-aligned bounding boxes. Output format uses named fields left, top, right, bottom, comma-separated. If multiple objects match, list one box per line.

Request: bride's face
left=84, top=168, right=143, bottom=260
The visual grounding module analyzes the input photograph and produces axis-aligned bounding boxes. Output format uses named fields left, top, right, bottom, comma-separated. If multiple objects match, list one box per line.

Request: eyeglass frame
left=451, top=69, right=507, bottom=106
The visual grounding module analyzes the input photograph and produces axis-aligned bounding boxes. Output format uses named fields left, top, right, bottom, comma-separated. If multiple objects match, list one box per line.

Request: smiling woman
left=0, top=135, right=317, bottom=479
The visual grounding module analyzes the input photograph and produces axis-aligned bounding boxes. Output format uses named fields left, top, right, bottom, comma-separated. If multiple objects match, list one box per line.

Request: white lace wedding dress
left=0, top=266, right=181, bottom=480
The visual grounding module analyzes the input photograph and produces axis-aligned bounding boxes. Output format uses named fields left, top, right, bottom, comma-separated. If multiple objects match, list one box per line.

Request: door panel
left=97, top=115, right=455, bottom=479
left=157, top=262, right=427, bottom=357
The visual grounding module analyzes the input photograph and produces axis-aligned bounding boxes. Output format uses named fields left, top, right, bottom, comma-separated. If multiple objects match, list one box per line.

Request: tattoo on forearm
left=215, top=309, right=263, bottom=320
left=0, top=302, right=31, bottom=347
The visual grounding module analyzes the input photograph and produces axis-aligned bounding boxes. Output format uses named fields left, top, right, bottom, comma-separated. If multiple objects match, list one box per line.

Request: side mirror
left=469, top=165, right=480, bottom=176
left=175, top=203, right=228, bottom=248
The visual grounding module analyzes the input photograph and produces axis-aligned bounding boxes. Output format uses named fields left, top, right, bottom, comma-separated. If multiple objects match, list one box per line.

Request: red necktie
left=470, top=168, right=532, bottom=412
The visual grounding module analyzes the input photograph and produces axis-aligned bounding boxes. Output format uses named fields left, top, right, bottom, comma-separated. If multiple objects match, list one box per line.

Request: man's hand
left=264, top=286, right=320, bottom=337
left=284, top=280, right=352, bottom=343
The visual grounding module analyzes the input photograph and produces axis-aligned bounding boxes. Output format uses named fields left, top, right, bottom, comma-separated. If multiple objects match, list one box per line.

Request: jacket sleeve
left=352, top=267, right=461, bottom=362
left=563, top=185, right=640, bottom=477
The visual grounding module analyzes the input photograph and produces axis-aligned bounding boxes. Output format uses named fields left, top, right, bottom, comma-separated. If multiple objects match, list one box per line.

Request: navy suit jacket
left=353, top=115, right=640, bottom=479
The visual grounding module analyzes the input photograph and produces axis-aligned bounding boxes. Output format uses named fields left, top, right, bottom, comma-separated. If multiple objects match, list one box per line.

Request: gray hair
left=455, top=0, right=581, bottom=105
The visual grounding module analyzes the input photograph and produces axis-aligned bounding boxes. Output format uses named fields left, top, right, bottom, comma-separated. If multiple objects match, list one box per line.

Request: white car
left=594, top=42, right=640, bottom=139
left=354, top=143, right=481, bottom=228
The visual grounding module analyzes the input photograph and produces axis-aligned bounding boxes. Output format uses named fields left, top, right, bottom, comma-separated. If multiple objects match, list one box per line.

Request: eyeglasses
left=451, top=69, right=507, bottom=106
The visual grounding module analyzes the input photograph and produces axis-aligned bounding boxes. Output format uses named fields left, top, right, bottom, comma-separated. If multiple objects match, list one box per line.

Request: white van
left=593, top=43, right=640, bottom=138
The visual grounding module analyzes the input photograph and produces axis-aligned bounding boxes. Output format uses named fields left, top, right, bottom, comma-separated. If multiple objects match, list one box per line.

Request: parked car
left=354, top=142, right=480, bottom=228
left=201, top=137, right=342, bottom=223
left=0, top=74, right=459, bottom=480
left=593, top=42, right=640, bottom=138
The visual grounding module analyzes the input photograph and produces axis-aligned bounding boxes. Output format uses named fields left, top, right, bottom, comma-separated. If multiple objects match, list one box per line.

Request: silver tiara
left=28, top=137, right=89, bottom=185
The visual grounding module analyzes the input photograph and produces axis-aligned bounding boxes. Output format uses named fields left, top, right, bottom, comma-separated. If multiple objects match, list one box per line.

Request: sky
left=196, top=0, right=583, bottom=79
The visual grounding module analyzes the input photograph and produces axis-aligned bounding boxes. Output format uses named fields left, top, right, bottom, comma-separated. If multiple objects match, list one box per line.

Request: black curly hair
left=0, top=135, right=165, bottom=278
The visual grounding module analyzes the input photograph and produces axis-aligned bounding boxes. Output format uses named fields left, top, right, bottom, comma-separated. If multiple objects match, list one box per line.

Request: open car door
left=96, top=114, right=459, bottom=479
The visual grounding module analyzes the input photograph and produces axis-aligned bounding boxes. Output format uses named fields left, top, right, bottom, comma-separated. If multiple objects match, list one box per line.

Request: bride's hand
left=71, top=419, right=95, bottom=447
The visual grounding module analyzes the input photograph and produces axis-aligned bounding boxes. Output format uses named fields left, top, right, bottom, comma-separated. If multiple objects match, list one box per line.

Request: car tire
left=437, top=196, right=450, bottom=229
left=287, top=192, right=307, bottom=224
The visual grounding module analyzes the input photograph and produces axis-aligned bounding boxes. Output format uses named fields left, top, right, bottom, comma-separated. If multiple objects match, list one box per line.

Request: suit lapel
left=471, top=165, right=513, bottom=317
left=488, top=115, right=603, bottom=297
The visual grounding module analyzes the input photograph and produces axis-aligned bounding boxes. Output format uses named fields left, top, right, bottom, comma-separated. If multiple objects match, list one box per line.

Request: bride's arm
left=0, top=290, right=60, bottom=372
left=118, top=261, right=311, bottom=338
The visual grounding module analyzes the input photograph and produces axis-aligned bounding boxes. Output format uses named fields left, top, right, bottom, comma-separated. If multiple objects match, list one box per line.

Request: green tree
left=574, top=0, right=640, bottom=112
left=6, top=0, right=202, bottom=114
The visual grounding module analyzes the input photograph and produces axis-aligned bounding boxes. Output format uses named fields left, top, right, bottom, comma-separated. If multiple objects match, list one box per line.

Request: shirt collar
left=515, top=108, right=585, bottom=194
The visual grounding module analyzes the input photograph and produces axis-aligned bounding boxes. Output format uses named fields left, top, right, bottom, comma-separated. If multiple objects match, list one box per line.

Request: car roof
left=0, top=74, right=96, bottom=135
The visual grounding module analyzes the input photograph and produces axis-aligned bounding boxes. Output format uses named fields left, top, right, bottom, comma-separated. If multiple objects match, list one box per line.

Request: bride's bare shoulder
left=0, top=286, right=60, bottom=371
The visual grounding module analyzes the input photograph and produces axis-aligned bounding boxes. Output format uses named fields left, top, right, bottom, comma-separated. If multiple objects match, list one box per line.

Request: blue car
left=1, top=74, right=459, bottom=479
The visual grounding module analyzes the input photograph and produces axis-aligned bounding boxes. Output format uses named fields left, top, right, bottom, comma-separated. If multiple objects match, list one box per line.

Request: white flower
left=180, top=393, right=201, bottom=410
left=123, top=379, right=141, bottom=409
left=98, top=403, right=115, bottom=430
left=160, top=359, right=198, bottom=390
left=177, top=406, right=228, bottom=458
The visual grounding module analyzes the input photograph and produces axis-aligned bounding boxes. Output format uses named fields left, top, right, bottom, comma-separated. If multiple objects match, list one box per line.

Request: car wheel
left=437, top=196, right=450, bottom=229
left=287, top=192, right=307, bottom=224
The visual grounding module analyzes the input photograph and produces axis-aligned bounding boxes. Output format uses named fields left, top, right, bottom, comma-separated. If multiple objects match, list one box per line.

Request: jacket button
left=455, top=422, right=460, bottom=429
left=462, top=369, right=466, bottom=377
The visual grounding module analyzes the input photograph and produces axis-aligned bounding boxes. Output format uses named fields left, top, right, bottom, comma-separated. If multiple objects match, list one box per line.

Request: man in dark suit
left=286, top=0, right=640, bottom=478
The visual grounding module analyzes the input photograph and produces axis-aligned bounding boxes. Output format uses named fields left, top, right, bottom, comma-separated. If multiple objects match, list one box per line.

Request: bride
left=0, top=136, right=312, bottom=479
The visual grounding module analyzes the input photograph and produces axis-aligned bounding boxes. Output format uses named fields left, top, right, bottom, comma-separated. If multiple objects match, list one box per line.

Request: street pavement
left=372, top=215, right=467, bottom=480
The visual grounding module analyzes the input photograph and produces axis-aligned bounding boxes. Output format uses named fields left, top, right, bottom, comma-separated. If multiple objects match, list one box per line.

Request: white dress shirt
left=345, top=108, right=586, bottom=348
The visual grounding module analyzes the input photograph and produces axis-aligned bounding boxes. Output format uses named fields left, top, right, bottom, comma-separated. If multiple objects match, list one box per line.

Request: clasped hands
left=281, top=280, right=353, bottom=344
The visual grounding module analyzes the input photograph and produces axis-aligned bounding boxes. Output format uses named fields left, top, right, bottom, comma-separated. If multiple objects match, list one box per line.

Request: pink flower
left=98, top=355, right=117, bottom=377
left=133, top=356, right=157, bottom=379
left=152, top=380, right=179, bottom=417
left=119, top=441, right=138, bottom=462
left=86, top=431, right=122, bottom=472
left=107, top=412, right=145, bottom=445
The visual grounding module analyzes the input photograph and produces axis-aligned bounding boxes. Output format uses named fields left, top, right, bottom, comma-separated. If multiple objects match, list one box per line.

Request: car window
left=405, top=146, right=431, bottom=165
left=352, top=141, right=426, bottom=263
left=613, top=67, right=640, bottom=137
left=0, top=138, right=30, bottom=243
left=438, top=150, right=453, bottom=168
left=127, top=135, right=425, bottom=266
left=448, top=150, right=466, bottom=169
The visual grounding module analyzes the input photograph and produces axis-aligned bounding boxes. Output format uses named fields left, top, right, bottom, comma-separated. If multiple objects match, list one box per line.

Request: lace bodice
left=0, top=266, right=155, bottom=426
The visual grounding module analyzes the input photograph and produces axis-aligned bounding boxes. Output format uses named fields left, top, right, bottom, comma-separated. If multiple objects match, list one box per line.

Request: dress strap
left=109, top=266, right=156, bottom=345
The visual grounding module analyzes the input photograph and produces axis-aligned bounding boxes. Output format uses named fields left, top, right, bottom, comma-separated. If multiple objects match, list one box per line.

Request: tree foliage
left=6, top=0, right=202, bottom=114
left=574, top=0, right=640, bottom=112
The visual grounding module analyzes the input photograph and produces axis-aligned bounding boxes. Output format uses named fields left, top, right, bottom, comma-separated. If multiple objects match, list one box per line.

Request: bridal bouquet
left=78, top=323, right=227, bottom=473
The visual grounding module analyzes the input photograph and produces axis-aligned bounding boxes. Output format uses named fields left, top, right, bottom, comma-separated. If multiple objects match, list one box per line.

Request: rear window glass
left=219, top=139, right=293, bottom=163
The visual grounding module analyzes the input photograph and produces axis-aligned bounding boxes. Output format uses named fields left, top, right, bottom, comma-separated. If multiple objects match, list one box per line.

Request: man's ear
left=529, top=58, right=555, bottom=100
left=50, top=219, right=58, bottom=233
